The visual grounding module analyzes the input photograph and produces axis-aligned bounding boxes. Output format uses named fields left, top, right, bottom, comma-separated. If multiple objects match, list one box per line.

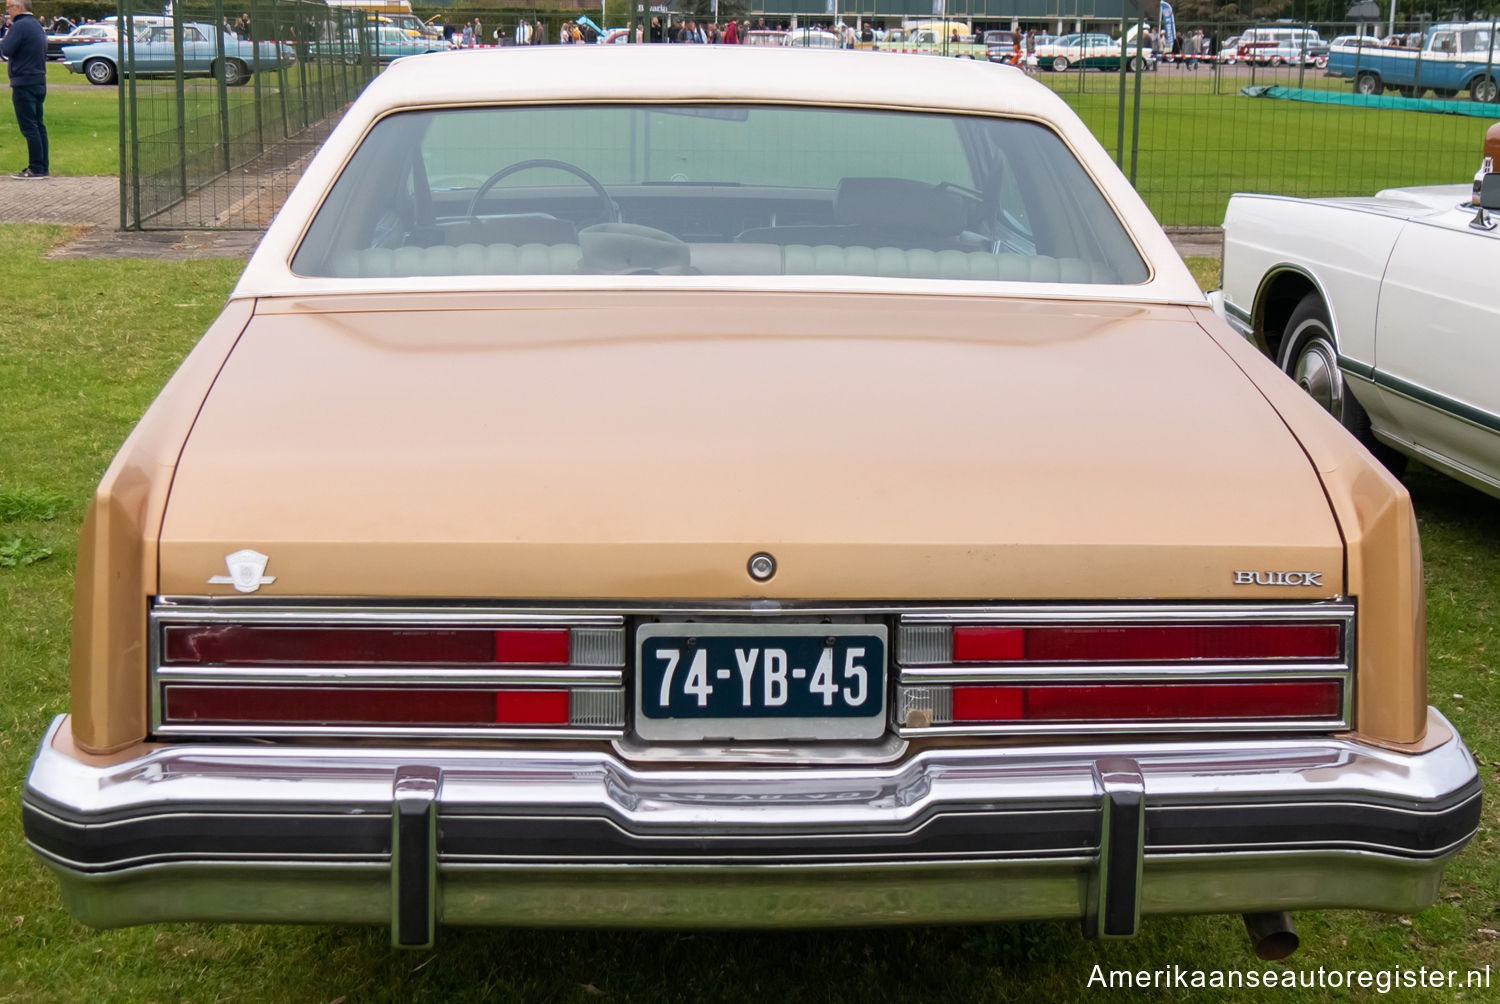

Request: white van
left=1236, top=25, right=1328, bottom=65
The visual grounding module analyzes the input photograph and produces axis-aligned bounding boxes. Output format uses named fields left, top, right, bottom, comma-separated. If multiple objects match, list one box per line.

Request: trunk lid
left=158, top=291, right=1342, bottom=600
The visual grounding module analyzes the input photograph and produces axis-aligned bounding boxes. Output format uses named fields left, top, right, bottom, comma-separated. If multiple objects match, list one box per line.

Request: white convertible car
left=1220, top=138, right=1500, bottom=500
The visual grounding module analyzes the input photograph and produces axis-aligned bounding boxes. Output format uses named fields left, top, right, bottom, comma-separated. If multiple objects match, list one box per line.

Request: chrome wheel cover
left=1291, top=333, right=1344, bottom=420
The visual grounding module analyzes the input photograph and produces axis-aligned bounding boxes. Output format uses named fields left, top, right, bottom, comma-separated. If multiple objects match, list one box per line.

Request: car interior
left=292, top=105, right=1148, bottom=283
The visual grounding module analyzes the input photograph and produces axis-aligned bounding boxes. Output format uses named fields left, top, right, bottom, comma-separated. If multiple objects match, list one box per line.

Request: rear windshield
left=292, top=104, right=1148, bottom=284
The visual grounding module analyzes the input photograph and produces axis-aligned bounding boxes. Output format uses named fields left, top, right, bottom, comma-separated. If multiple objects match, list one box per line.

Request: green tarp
left=1241, top=85, right=1500, bottom=118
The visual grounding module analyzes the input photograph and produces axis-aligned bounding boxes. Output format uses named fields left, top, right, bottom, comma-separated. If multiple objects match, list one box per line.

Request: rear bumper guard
left=23, top=712, right=1481, bottom=945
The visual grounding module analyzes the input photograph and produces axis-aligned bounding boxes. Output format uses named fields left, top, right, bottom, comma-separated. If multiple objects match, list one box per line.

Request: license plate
left=635, top=623, right=888, bottom=741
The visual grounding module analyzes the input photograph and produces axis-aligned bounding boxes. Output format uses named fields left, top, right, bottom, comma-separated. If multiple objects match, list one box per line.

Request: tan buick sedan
left=23, top=46, right=1479, bottom=955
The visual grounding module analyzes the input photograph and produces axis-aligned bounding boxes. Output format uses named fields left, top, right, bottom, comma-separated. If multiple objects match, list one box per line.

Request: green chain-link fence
left=112, top=9, right=1499, bottom=230
left=116, top=0, right=383, bottom=228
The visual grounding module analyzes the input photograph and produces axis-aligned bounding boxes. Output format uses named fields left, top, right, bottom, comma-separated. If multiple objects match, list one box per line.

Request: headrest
left=578, top=223, right=694, bottom=274
left=833, top=177, right=967, bottom=236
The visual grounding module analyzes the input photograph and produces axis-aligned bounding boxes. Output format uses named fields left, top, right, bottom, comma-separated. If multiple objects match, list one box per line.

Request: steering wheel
left=465, top=159, right=620, bottom=224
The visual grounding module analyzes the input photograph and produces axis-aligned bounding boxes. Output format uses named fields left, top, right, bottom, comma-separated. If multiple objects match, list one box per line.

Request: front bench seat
left=735, top=176, right=970, bottom=251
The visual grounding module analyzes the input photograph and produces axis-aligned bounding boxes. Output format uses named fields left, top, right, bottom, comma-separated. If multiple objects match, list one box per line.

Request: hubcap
left=1292, top=336, right=1343, bottom=419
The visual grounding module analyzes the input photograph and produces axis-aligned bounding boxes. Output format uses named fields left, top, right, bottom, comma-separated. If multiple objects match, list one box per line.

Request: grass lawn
left=0, top=71, right=120, bottom=176
left=1, top=225, right=1496, bottom=1000
left=1040, top=67, right=1490, bottom=224
left=1, top=62, right=363, bottom=178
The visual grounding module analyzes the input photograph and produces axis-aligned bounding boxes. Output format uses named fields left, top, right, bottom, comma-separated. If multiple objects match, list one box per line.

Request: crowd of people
left=1146, top=27, right=1214, bottom=69
left=428, top=15, right=840, bottom=48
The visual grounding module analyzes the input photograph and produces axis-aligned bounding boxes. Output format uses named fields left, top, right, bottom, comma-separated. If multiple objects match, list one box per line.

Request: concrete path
left=0, top=174, right=118, bottom=226
left=0, top=175, right=260, bottom=258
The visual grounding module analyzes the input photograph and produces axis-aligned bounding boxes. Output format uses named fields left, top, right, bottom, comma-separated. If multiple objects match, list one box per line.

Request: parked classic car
left=1235, top=25, right=1329, bottom=66
left=309, top=25, right=452, bottom=65
left=60, top=21, right=292, bottom=86
left=1219, top=130, right=1500, bottom=500
left=1326, top=22, right=1500, bottom=101
left=46, top=22, right=116, bottom=61
left=783, top=27, right=843, bottom=49
left=22, top=45, right=1479, bottom=954
left=1038, top=32, right=1146, bottom=72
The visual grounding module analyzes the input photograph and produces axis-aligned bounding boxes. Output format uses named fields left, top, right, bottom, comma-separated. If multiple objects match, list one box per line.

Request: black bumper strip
left=1149, top=782, right=1483, bottom=858
left=22, top=782, right=1482, bottom=874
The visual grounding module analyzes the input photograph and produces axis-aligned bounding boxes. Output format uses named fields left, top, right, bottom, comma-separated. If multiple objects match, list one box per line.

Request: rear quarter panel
left=1193, top=305, right=1427, bottom=746
left=70, top=301, right=254, bottom=753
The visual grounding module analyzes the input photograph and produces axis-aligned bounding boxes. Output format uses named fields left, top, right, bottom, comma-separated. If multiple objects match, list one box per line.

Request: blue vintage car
left=61, top=22, right=292, bottom=86
left=309, top=26, right=453, bottom=65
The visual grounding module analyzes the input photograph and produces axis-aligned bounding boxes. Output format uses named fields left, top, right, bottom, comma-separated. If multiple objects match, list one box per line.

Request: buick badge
left=208, top=549, right=277, bottom=593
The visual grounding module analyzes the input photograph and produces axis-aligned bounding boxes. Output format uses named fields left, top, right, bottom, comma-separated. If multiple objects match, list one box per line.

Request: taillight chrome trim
left=894, top=602, right=1355, bottom=736
left=148, top=599, right=1357, bottom=742
left=149, top=603, right=628, bottom=739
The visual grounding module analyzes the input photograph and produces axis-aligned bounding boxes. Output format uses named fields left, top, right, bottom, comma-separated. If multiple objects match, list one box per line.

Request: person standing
left=2, top=0, right=47, bottom=179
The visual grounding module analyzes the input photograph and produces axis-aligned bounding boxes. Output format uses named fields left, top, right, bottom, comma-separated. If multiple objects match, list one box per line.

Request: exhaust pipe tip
left=1243, top=911, right=1299, bottom=961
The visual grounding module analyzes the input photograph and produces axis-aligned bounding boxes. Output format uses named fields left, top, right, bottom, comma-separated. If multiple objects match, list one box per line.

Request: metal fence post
left=301, top=0, right=316, bottom=132
left=1297, top=18, right=1306, bottom=89
left=116, top=4, right=128, bottom=230
left=172, top=11, right=189, bottom=203
left=1129, top=23, right=1143, bottom=184
left=125, top=9, right=142, bottom=228
left=251, top=0, right=265, bottom=151
left=1115, top=19, right=1127, bottom=169
left=215, top=0, right=233, bottom=175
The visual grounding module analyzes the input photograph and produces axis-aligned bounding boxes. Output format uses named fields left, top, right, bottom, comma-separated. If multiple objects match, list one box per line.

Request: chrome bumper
left=23, top=712, right=1480, bottom=946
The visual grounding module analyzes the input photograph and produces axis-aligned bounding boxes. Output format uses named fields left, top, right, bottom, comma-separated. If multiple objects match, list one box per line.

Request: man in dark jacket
left=2, top=0, right=48, bottom=178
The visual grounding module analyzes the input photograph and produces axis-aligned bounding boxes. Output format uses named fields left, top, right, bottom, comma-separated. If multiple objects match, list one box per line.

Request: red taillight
left=949, top=623, right=1341, bottom=663
left=164, top=626, right=494, bottom=665
left=951, top=627, right=1024, bottom=663
left=164, top=686, right=499, bottom=725
left=495, top=690, right=570, bottom=724
left=946, top=681, right=1343, bottom=723
left=163, top=626, right=575, bottom=666
left=151, top=610, right=627, bottom=736
left=493, top=629, right=570, bottom=665
left=951, top=685, right=1024, bottom=721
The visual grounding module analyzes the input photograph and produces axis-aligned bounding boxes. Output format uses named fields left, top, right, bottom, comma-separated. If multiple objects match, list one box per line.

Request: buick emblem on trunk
left=208, top=549, right=277, bottom=593
left=1233, top=570, right=1323, bottom=587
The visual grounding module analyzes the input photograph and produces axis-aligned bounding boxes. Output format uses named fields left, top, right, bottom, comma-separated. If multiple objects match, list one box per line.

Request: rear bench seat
left=333, top=242, right=1118, bottom=283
